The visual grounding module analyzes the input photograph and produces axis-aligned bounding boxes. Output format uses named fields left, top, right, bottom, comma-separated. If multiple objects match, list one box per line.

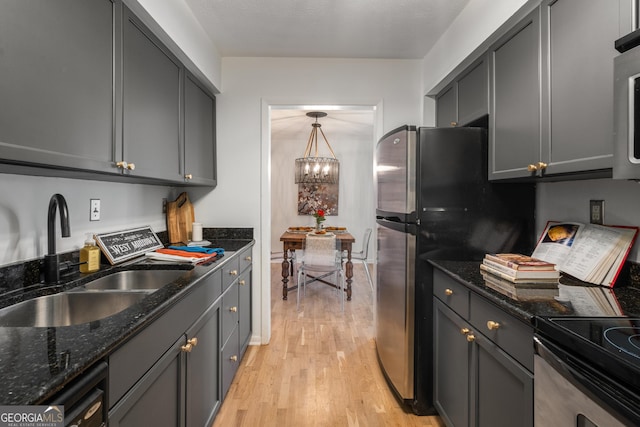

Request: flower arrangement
left=312, top=209, right=326, bottom=227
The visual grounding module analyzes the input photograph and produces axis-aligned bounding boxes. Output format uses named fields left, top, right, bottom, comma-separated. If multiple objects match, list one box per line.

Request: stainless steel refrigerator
left=375, top=124, right=535, bottom=414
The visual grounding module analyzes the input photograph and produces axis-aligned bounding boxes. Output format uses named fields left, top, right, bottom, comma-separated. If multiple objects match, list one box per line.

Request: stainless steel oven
left=535, top=317, right=640, bottom=427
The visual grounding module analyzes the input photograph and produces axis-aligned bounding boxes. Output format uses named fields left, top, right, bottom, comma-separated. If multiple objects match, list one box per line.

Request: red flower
left=312, top=209, right=326, bottom=223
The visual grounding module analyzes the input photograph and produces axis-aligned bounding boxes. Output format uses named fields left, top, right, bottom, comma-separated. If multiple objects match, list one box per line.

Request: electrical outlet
left=589, top=200, right=604, bottom=225
left=90, top=199, right=101, bottom=221
left=162, top=198, right=167, bottom=214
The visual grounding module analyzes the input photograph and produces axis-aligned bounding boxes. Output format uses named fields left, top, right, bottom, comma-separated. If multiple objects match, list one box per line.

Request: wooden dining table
left=279, top=229, right=356, bottom=301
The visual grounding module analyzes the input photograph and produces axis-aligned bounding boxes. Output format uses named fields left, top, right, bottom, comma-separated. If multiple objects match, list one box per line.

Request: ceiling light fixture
left=294, top=112, right=339, bottom=184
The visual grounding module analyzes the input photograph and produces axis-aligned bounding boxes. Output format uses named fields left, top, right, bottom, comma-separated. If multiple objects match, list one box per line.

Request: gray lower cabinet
left=221, top=278, right=240, bottom=399
left=185, top=300, right=221, bottom=427
left=0, top=0, right=115, bottom=174
left=107, top=247, right=253, bottom=426
left=238, top=247, right=253, bottom=356
left=238, top=268, right=252, bottom=356
left=434, top=300, right=470, bottom=427
left=109, top=269, right=223, bottom=427
left=109, top=336, right=185, bottom=427
left=433, top=269, right=533, bottom=427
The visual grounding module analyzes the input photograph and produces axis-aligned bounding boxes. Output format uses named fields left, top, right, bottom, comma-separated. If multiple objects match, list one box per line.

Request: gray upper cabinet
left=184, top=72, right=217, bottom=186
left=436, top=85, right=457, bottom=128
left=540, top=0, right=619, bottom=175
left=457, top=57, right=489, bottom=126
left=489, top=1, right=629, bottom=180
left=435, top=57, right=488, bottom=128
left=118, top=4, right=183, bottom=182
left=489, top=8, right=542, bottom=180
left=0, top=0, right=217, bottom=186
left=0, top=0, right=115, bottom=174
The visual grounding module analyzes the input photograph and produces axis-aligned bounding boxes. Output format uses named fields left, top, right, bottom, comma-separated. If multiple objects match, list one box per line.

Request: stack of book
left=480, top=253, right=560, bottom=301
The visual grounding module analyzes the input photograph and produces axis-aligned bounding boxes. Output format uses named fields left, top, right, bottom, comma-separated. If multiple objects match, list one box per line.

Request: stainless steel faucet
left=44, top=194, right=71, bottom=284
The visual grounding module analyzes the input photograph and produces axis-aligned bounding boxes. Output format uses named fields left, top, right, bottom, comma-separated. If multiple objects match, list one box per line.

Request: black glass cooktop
left=536, top=317, right=640, bottom=393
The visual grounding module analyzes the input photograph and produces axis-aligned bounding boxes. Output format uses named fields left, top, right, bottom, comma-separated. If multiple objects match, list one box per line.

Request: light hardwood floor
left=212, top=261, right=444, bottom=427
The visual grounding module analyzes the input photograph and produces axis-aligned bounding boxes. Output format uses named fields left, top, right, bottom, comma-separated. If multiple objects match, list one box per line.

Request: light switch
left=90, top=199, right=101, bottom=221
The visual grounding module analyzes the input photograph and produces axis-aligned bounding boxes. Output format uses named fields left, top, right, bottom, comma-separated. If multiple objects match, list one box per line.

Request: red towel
left=156, top=248, right=217, bottom=264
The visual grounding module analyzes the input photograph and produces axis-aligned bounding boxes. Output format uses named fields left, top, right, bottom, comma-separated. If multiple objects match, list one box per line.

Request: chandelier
left=294, top=112, right=340, bottom=184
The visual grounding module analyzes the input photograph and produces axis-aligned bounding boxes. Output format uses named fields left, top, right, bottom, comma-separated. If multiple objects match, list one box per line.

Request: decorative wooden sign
left=95, top=226, right=164, bottom=265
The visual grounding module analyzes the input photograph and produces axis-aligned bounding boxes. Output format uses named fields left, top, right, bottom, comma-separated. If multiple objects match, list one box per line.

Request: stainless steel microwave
left=614, top=31, right=640, bottom=179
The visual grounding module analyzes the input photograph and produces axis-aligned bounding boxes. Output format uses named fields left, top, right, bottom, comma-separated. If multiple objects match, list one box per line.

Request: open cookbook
left=531, top=221, right=638, bottom=288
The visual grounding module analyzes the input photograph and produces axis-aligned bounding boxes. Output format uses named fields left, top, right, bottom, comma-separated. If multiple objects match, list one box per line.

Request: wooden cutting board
left=166, top=192, right=194, bottom=244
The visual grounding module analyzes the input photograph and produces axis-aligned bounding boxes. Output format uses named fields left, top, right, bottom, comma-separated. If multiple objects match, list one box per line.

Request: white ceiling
left=184, top=0, right=470, bottom=59
left=271, top=108, right=374, bottom=139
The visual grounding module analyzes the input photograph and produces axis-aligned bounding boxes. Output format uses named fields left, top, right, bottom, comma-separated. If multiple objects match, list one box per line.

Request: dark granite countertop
left=0, top=228, right=253, bottom=405
left=429, top=260, right=640, bottom=324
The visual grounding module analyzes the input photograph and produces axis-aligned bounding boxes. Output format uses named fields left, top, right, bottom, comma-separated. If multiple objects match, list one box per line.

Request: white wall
left=537, top=179, right=640, bottom=263
left=0, top=174, right=175, bottom=265
left=135, top=0, right=222, bottom=90
left=421, top=0, right=530, bottom=96
left=269, top=108, right=375, bottom=259
left=194, top=57, right=422, bottom=343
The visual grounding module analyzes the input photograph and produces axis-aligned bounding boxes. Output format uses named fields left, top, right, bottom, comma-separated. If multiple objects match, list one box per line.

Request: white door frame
left=258, top=98, right=383, bottom=344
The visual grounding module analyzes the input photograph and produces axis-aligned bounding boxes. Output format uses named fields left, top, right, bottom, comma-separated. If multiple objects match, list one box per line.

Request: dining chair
left=297, top=233, right=345, bottom=311
left=346, top=228, right=373, bottom=290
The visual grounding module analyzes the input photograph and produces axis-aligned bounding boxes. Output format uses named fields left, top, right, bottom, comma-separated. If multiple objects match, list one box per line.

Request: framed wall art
left=297, top=183, right=339, bottom=215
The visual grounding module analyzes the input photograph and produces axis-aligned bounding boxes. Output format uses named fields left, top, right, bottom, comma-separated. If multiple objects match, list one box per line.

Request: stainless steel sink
left=0, top=291, right=151, bottom=327
left=74, top=269, right=189, bottom=292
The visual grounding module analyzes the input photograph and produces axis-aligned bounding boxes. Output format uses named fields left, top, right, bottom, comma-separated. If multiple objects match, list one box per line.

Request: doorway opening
left=261, top=103, right=378, bottom=342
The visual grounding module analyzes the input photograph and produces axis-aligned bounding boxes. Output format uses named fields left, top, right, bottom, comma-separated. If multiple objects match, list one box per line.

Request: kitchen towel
left=145, top=248, right=220, bottom=264
left=168, top=246, right=224, bottom=256
left=145, top=252, right=210, bottom=264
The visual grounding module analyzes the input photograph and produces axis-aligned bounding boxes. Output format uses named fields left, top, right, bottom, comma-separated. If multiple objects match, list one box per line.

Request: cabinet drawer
left=238, top=247, right=252, bottom=273
left=221, top=283, right=239, bottom=347
left=222, top=257, right=240, bottom=292
left=221, top=326, right=240, bottom=400
left=469, top=293, right=533, bottom=371
left=433, top=269, right=470, bottom=319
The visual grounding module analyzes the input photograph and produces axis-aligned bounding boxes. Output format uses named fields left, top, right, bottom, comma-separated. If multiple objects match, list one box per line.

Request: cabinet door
left=540, top=0, right=618, bottom=175
left=457, top=57, right=489, bottom=126
left=489, top=9, right=541, bottom=180
left=221, top=326, right=240, bottom=400
left=434, top=300, right=470, bottom=427
left=109, top=336, right=186, bottom=427
left=436, top=85, right=457, bottom=128
left=184, top=72, right=217, bottom=186
left=238, top=269, right=252, bottom=356
left=119, top=5, right=182, bottom=181
left=472, top=332, right=533, bottom=427
left=185, top=301, right=221, bottom=427
left=0, top=0, right=115, bottom=173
